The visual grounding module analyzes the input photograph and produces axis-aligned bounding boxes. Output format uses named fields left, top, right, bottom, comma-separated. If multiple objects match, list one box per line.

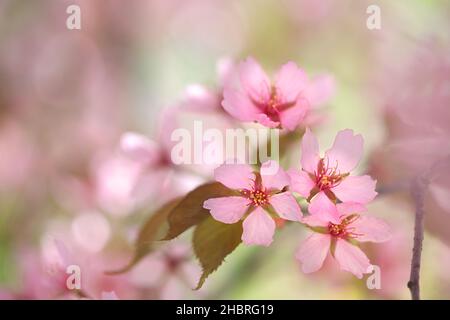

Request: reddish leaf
left=192, top=216, right=243, bottom=290
left=162, top=182, right=236, bottom=240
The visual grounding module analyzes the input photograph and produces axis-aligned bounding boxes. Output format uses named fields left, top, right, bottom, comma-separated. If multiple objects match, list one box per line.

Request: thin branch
left=407, top=156, right=450, bottom=299
left=407, top=175, right=428, bottom=300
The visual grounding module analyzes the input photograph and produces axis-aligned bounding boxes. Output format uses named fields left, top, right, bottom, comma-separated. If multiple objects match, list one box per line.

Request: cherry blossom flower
left=288, top=128, right=377, bottom=213
left=296, top=201, right=391, bottom=278
left=119, top=131, right=205, bottom=204
left=181, top=57, right=236, bottom=114
left=130, top=243, right=203, bottom=299
left=221, top=57, right=334, bottom=131
left=203, top=161, right=302, bottom=246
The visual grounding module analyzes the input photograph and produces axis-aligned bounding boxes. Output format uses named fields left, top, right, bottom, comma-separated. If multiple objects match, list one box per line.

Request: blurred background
left=0, top=0, right=449, bottom=299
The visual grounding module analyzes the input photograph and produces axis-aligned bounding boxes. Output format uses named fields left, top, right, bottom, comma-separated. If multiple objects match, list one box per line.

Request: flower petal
left=270, top=192, right=302, bottom=221
left=332, top=175, right=377, bottom=204
left=222, top=87, right=261, bottom=122
left=203, top=196, right=249, bottom=224
left=120, top=132, right=160, bottom=165
left=309, top=191, right=340, bottom=224
left=255, top=113, right=280, bottom=128
left=295, top=233, right=330, bottom=273
left=334, top=239, right=371, bottom=279
left=301, top=128, right=320, bottom=174
left=287, top=168, right=315, bottom=197
left=214, top=163, right=255, bottom=190
left=278, top=97, right=309, bottom=131
left=352, top=216, right=392, bottom=243
left=325, top=129, right=363, bottom=173
left=239, top=57, right=271, bottom=101
left=260, top=160, right=290, bottom=190
left=183, top=84, right=220, bottom=112
left=303, top=75, right=335, bottom=107
left=336, top=202, right=367, bottom=216
left=301, top=214, right=329, bottom=227
left=274, top=61, right=308, bottom=102
left=242, top=207, right=276, bottom=246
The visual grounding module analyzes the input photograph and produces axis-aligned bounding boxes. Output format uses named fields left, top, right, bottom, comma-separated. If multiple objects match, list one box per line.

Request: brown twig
left=407, top=175, right=428, bottom=300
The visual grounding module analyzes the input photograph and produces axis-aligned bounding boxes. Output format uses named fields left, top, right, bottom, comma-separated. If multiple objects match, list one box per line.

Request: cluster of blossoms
left=202, top=58, right=391, bottom=278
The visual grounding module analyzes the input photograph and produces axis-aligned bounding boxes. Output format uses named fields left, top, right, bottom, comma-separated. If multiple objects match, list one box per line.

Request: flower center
left=315, top=158, right=346, bottom=190
left=328, top=223, right=346, bottom=237
left=241, top=188, right=270, bottom=206
left=163, top=252, right=188, bottom=273
left=266, top=88, right=282, bottom=116
left=327, top=214, right=361, bottom=239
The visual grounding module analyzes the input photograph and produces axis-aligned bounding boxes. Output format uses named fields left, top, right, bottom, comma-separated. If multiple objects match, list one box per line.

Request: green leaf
left=193, top=216, right=243, bottom=290
left=162, top=182, right=235, bottom=240
left=105, top=197, right=181, bottom=274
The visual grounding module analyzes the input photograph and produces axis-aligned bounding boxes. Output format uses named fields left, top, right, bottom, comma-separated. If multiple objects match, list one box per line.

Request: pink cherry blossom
left=288, top=128, right=377, bottom=211
left=181, top=57, right=237, bottom=114
left=203, top=161, right=302, bottom=246
left=119, top=131, right=205, bottom=205
left=130, top=243, right=203, bottom=299
left=296, top=201, right=391, bottom=278
left=221, top=57, right=334, bottom=131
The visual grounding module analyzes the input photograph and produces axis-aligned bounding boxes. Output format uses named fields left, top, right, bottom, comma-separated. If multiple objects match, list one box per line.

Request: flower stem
left=407, top=175, right=428, bottom=300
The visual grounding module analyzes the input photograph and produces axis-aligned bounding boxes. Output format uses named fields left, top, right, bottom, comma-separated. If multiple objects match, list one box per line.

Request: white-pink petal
left=203, top=196, right=250, bottom=224
left=274, top=61, right=309, bottom=102
left=222, top=87, right=261, bottom=122
left=303, top=75, right=335, bottom=107
left=270, top=192, right=302, bottom=221
left=120, top=132, right=160, bottom=165
left=308, top=191, right=340, bottom=224
left=287, top=168, right=315, bottom=197
left=332, top=175, right=377, bottom=204
left=239, top=57, right=271, bottom=101
left=242, top=207, right=276, bottom=246
left=260, top=160, right=290, bottom=191
left=278, top=97, right=309, bottom=131
left=336, top=202, right=367, bottom=216
left=295, top=233, right=330, bottom=273
left=214, top=163, right=255, bottom=190
left=301, top=128, right=320, bottom=174
left=334, top=239, right=371, bottom=279
left=301, top=214, right=329, bottom=227
left=254, top=113, right=280, bottom=128
left=325, top=129, right=363, bottom=173
left=352, top=215, right=392, bottom=243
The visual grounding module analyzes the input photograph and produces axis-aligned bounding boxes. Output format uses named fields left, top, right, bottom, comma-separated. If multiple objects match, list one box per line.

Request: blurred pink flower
left=372, top=41, right=450, bottom=245
left=119, top=131, right=205, bottom=207
left=203, top=161, right=302, bottom=246
left=93, top=153, right=146, bottom=216
left=0, top=214, right=134, bottom=299
left=37, top=228, right=134, bottom=299
left=222, top=57, right=334, bottom=131
left=71, top=211, right=111, bottom=253
left=365, top=214, right=412, bottom=298
left=289, top=128, right=377, bottom=213
left=0, top=119, right=37, bottom=191
left=181, top=57, right=237, bottom=114
left=296, top=201, right=391, bottom=278
left=130, top=243, right=202, bottom=299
